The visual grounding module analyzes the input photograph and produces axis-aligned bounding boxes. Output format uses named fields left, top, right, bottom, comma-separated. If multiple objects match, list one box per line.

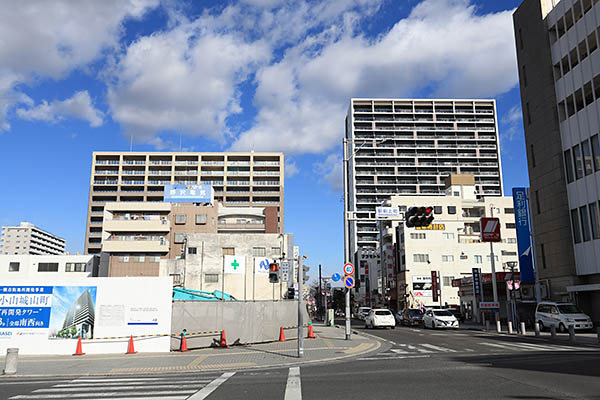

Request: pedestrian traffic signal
left=405, top=206, right=435, bottom=228
left=302, top=266, right=310, bottom=283
left=287, top=288, right=295, bottom=299
left=269, top=263, right=279, bottom=283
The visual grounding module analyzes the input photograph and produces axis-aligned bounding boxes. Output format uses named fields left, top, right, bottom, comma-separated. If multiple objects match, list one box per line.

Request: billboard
left=412, top=276, right=432, bottom=297
left=512, top=188, right=534, bottom=282
left=480, top=217, right=501, bottom=242
left=164, top=184, right=213, bottom=204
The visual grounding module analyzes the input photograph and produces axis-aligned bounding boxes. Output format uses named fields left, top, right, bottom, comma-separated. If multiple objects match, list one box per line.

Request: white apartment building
left=344, top=98, right=503, bottom=302
left=377, top=175, right=518, bottom=311
left=515, top=0, right=600, bottom=321
left=0, top=222, right=65, bottom=255
left=0, top=254, right=99, bottom=279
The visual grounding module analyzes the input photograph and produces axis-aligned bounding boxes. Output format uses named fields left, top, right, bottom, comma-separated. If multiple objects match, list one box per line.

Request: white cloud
left=314, top=153, right=343, bottom=192
left=500, top=104, right=523, bottom=144
left=17, top=91, right=104, bottom=127
left=0, top=0, right=158, bottom=131
left=285, top=159, right=300, bottom=178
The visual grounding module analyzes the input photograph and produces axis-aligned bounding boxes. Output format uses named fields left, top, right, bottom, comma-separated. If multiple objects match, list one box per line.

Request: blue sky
left=0, top=0, right=528, bottom=280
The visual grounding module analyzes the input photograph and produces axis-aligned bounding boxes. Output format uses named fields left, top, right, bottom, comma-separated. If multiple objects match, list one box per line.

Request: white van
left=535, top=302, right=593, bottom=332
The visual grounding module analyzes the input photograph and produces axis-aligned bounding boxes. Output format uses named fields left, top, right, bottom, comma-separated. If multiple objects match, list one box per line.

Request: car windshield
left=433, top=310, right=453, bottom=317
left=375, top=310, right=391, bottom=316
left=557, top=304, right=582, bottom=314
left=409, top=309, right=423, bottom=316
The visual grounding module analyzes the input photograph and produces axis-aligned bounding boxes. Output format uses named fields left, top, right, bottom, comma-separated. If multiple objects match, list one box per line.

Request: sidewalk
left=0, top=324, right=382, bottom=377
left=460, top=321, right=600, bottom=346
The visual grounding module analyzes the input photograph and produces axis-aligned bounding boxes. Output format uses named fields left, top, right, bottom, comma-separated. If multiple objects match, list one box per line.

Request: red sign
left=431, top=271, right=439, bottom=302
left=481, top=217, right=501, bottom=242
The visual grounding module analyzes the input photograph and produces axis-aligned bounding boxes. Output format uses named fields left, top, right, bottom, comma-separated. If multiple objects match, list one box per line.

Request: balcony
left=218, top=222, right=265, bottom=232
left=102, top=237, right=169, bottom=253
left=103, top=218, right=170, bottom=233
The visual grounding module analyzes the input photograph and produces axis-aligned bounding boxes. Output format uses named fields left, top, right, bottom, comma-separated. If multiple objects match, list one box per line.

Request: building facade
left=1, top=222, right=65, bottom=255
left=344, top=99, right=503, bottom=303
left=514, top=0, right=600, bottom=321
left=0, top=254, right=99, bottom=279
left=86, top=152, right=284, bottom=254
left=377, top=175, right=519, bottom=312
left=100, top=202, right=279, bottom=277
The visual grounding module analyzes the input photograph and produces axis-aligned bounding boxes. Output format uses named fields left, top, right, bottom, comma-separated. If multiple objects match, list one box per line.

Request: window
left=518, top=28, right=524, bottom=50
left=571, top=209, right=582, bottom=244
left=506, top=223, right=516, bottom=229
left=434, top=206, right=442, bottom=214
left=174, top=233, right=185, bottom=243
left=594, top=74, right=600, bottom=100
left=575, top=88, right=584, bottom=111
left=573, top=144, right=584, bottom=179
left=252, top=247, right=266, bottom=256
left=195, top=214, right=207, bottom=225
left=558, top=101, right=567, bottom=121
left=442, top=255, right=454, bottom=262
left=557, top=17, right=566, bottom=37
left=535, top=190, right=541, bottom=214
left=565, top=9, right=574, bottom=31
left=564, top=149, right=575, bottom=183
left=222, top=247, right=235, bottom=256
left=522, top=65, right=527, bottom=87
left=580, top=206, right=592, bottom=242
left=589, top=202, right=600, bottom=239
left=588, top=31, right=598, bottom=54
left=591, top=135, right=600, bottom=172
left=66, top=263, right=86, bottom=272
left=507, top=238, right=517, bottom=244
left=540, top=243, right=547, bottom=269
left=413, top=254, right=429, bottom=263
left=410, top=233, right=426, bottom=239
left=584, top=0, right=592, bottom=13
left=119, top=255, right=130, bottom=262
left=486, top=255, right=499, bottom=261
left=504, top=208, right=515, bottom=214
left=8, top=262, right=19, bottom=272
left=526, top=102, right=532, bottom=124
left=442, top=233, right=454, bottom=239
left=175, top=214, right=186, bottom=224
left=188, top=247, right=197, bottom=255
left=501, top=251, right=517, bottom=256
left=443, top=276, right=454, bottom=287
left=149, top=255, right=161, bottom=262
left=134, top=255, right=145, bottom=262
left=582, top=140, right=593, bottom=175
left=447, top=206, right=456, bottom=215
left=530, top=144, right=536, bottom=167
left=474, top=255, right=482, bottom=264
left=574, top=1, right=583, bottom=21
left=554, top=62, right=562, bottom=81
left=567, top=94, right=575, bottom=117
left=579, top=39, right=588, bottom=62
left=584, top=82, right=594, bottom=107
left=562, top=55, right=570, bottom=76
left=453, top=191, right=460, bottom=197
left=38, top=263, right=59, bottom=272
left=205, top=274, right=219, bottom=283
left=271, top=247, right=281, bottom=256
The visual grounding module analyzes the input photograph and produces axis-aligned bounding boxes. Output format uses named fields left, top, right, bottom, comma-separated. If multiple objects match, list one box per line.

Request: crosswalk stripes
left=8, top=373, right=227, bottom=400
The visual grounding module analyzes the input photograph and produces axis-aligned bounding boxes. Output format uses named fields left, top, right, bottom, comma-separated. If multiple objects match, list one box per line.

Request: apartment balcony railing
left=226, top=180, right=250, bottom=186
left=122, top=170, right=146, bottom=175
left=148, top=180, right=170, bottom=185
left=203, top=180, right=224, bottom=185
left=149, top=161, right=172, bottom=165
left=227, top=171, right=250, bottom=176
left=201, top=161, right=225, bottom=166
left=122, top=180, right=145, bottom=185
left=228, top=161, right=251, bottom=166
left=148, top=170, right=171, bottom=175
left=96, top=160, right=120, bottom=165
left=175, top=161, right=198, bottom=166
left=95, top=170, right=119, bottom=175
left=94, top=180, right=118, bottom=185
left=123, top=160, right=146, bottom=165
left=175, top=170, right=197, bottom=175
left=253, top=171, right=279, bottom=176
left=201, top=171, right=224, bottom=175
left=254, top=161, right=280, bottom=166
left=254, top=181, right=280, bottom=186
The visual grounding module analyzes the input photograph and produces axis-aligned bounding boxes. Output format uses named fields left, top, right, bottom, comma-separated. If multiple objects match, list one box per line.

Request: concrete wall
left=0, top=254, right=98, bottom=279
left=170, top=300, right=309, bottom=350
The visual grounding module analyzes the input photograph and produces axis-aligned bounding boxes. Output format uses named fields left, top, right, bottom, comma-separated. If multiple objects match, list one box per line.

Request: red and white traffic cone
left=279, top=326, right=286, bottom=342
left=126, top=335, right=136, bottom=354
left=72, top=337, right=85, bottom=356
left=219, top=330, right=229, bottom=348
left=307, top=324, right=316, bottom=339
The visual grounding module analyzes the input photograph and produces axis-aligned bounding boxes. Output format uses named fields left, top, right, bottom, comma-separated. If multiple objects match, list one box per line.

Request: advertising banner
left=431, top=271, right=439, bottom=302
left=472, top=268, right=482, bottom=298
left=412, top=276, right=432, bottom=297
left=254, top=257, right=272, bottom=274
left=224, top=255, right=246, bottom=274
left=164, top=184, right=213, bottom=204
left=512, top=188, right=535, bottom=282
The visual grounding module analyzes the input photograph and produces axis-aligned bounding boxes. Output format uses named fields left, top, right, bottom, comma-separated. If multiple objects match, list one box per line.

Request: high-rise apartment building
left=344, top=98, right=503, bottom=303
left=85, top=152, right=284, bottom=254
left=514, top=0, right=600, bottom=321
left=0, top=222, right=65, bottom=255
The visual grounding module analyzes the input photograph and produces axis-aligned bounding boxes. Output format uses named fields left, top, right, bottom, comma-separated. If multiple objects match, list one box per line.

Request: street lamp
left=343, top=136, right=392, bottom=340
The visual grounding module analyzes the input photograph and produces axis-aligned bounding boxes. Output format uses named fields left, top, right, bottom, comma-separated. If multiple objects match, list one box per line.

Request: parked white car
left=365, top=309, right=396, bottom=329
left=535, top=302, right=593, bottom=332
left=356, top=307, right=372, bottom=321
left=423, top=309, right=459, bottom=329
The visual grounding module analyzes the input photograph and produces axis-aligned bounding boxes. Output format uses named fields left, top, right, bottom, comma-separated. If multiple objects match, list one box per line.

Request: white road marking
left=9, top=391, right=197, bottom=399
left=54, top=380, right=210, bottom=387
left=188, top=372, right=236, bottom=400
left=284, top=367, right=302, bottom=400
left=358, top=355, right=430, bottom=361
left=390, top=348, right=409, bottom=354
left=478, top=342, right=579, bottom=352
left=34, top=384, right=202, bottom=392
left=419, top=343, right=457, bottom=353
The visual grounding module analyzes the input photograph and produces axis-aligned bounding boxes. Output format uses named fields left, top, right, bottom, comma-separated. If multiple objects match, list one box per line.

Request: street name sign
left=376, top=207, right=400, bottom=218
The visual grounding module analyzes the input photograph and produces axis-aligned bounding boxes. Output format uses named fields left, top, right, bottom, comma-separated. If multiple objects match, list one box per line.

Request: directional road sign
left=332, top=273, right=341, bottom=282
left=343, top=263, right=354, bottom=276
left=343, top=276, right=355, bottom=289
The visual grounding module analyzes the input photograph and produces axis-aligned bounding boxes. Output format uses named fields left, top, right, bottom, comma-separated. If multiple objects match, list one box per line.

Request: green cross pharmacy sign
left=224, top=255, right=246, bottom=274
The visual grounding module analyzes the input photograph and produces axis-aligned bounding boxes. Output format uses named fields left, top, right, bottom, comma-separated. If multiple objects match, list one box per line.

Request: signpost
left=344, top=276, right=355, bottom=289
left=343, top=263, right=353, bottom=340
left=481, top=216, right=501, bottom=332
left=472, top=267, right=482, bottom=323
left=343, top=263, right=354, bottom=276
left=332, top=273, right=341, bottom=282
left=479, top=301, right=500, bottom=312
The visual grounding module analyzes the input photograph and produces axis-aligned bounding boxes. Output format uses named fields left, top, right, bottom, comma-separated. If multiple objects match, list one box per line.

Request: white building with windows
left=1, top=222, right=65, bottom=255
left=377, top=175, right=519, bottom=311
left=0, top=254, right=99, bottom=279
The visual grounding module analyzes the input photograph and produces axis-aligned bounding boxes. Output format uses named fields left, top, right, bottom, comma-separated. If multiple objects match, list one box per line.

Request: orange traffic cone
left=219, top=330, right=229, bottom=348
left=180, top=335, right=189, bottom=352
left=126, top=335, right=136, bottom=354
left=307, top=324, right=316, bottom=339
left=279, top=326, right=286, bottom=342
left=72, top=337, right=85, bottom=356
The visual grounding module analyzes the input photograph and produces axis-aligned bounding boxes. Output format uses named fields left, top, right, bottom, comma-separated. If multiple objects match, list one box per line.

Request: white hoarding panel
left=224, top=255, right=246, bottom=274
left=254, top=257, right=272, bottom=274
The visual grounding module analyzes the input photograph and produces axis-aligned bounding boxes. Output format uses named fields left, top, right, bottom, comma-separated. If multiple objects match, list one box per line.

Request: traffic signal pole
left=297, top=255, right=304, bottom=358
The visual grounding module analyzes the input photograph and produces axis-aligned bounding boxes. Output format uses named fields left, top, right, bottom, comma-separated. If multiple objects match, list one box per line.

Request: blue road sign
left=332, top=273, right=341, bottom=282
left=344, top=276, right=355, bottom=289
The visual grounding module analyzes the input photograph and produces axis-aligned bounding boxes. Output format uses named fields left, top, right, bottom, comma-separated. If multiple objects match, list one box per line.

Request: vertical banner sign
left=472, top=268, right=482, bottom=298
left=512, top=188, right=535, bottom=282
left=431, top=271, right=439, bottom=302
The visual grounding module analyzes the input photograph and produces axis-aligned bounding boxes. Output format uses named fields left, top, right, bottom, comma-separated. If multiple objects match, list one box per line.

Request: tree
left=71, top=326, right=77, bottom=337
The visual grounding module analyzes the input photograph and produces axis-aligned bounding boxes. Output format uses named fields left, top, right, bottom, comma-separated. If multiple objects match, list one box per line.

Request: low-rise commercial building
left=1, top=222, right=65, bottom=255
left=0, top=254, right=99, bottom=279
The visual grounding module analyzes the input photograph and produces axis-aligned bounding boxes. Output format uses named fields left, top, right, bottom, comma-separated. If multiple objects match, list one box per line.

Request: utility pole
left=318, top=264, right=322, bottom=320
left=297, top=255, right=304, bottom=358
left=489, top=206, right=500, bottom=327
left=342, top=137, right=351, bottom=340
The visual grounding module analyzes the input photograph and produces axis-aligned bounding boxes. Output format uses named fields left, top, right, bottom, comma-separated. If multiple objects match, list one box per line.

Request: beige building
left=514, top=0, right=600, bottom=321
left=86, top=152, right=284, bottom=254
left=100, top=202, right=279, bottom=277
left=377, top=175, right=519, bottom=311
left=1, top=222, right=65, bottom=255
left=1, top=254, right=99, bottom=279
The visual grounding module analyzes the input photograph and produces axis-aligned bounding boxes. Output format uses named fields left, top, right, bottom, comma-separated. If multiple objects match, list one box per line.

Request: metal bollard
left=569, top=325, right=575, bottom=342
left=520, top=322, right=526, bottom=335
left=485, top=320, right=490, bottom=331
left=508, top=321, right=514, bottom=334
left=550, top=325, right=556, bottom=338
left=3, top=348, right=18, bottom=375
left=496, top=320, right=501, bottom=333
left=534, top=322, right=540, bottom=337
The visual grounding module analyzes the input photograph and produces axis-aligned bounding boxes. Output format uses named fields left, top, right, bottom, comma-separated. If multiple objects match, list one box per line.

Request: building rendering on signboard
left=61, top=289, right=96, bottom=338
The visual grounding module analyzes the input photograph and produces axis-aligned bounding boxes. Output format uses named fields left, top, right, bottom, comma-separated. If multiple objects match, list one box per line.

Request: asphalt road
left=2, top=322, right=600, bottom=400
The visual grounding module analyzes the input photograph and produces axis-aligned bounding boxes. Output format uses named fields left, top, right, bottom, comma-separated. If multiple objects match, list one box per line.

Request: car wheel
left=391, top=325, right=395, bottom=330
left=431, top=321, right=435, bottom=330
left=538, top=320, right=544, bottom=331
left=558, top=323, right=567, bottom=333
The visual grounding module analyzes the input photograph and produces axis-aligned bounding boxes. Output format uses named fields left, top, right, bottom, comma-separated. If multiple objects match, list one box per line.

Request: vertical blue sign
left=512, top=188, right=535, bottom=282
left=471, top=268, right=482, bottom=298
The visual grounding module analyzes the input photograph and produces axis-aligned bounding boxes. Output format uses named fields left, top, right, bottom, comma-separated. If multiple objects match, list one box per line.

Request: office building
left=86, top=151, right=284, bottom=254
left=1, top=222, right=65, bottom=255
left=514, top=0, right=600, bottom=321
left=344, top=99, right=503, bottom=303
left=378, top=175, right=519, bottom=312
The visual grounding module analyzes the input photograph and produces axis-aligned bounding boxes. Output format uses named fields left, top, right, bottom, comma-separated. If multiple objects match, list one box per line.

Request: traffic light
left=405, top=206, right=435, bottom=228
left=287, top=288, right=295, bottom=299
left=269, top=263, right=279, bottom=283
left=302, top=265, right=310, bottom=283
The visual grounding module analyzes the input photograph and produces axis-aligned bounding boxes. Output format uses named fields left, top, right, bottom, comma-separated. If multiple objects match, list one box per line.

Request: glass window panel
left=564, top=149, right=574, bottom=183
left=582, top=140, right=593, bottom=175
left=591, top=135, right=600, bottom=171
left=571, top=208, right=582, bottom=243
left=589, top=202, right=600, bottom=239
left=573, top=144, right=584, bottom=179
left=580, top=206, right=591, bottom=242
